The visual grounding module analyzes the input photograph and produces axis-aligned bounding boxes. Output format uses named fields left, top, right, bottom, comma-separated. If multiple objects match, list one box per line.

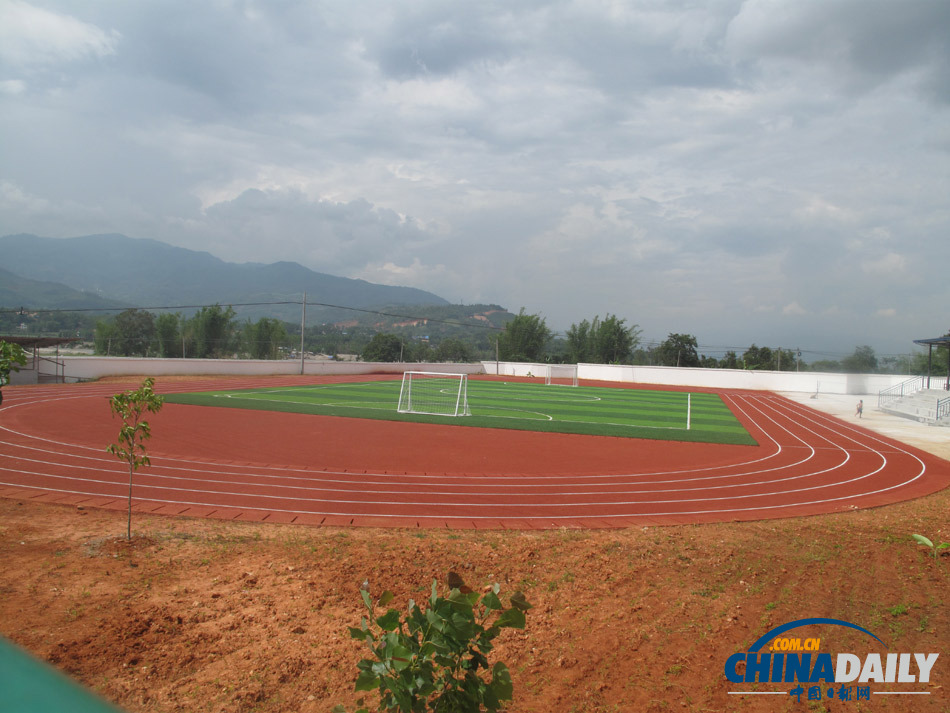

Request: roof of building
left=913, top=336, right=950, bottom=347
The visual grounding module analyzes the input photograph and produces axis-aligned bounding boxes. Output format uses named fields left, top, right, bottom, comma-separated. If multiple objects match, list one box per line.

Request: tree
left=774, top=348, right=798, bottom=371
left=190, top=304, right=236, bottom=358
left=841, top=345, right=878, bottom=373
left=113, top=308, right=156, bottom=356
left=592, top=314, right=640, bottom=363
left=565, top=318, right=593, bottom=363
left=656, top=333, right=700, bottom=367
left=742, top=344, right=797, bottom=371
left=566, top=315, right=640, bottom=364
left=497, top=309, right=552, bottom=362
left=435, top=337, right=473, bottom=363
left=106, top=378, right=164, bottom=540
left=742, top=344, right=772, bottom=370
left=720, top=351, right=740, bottom=369
left=244, top=317, right=289, bottom=359
left=362, top=333, right=406, bottom=362
left=0, top=340, right=28, bottom=407
left=810, top=359, right=842, bottom=372
left=155, top=313, right=183, bottom=358
left=409, top=339, right=433, bottom=363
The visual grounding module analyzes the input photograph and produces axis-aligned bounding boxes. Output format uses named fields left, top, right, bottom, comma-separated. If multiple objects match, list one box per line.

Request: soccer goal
left=397, top=371, right=471, bottom=417
left=545, top=364, right=578, bottom=387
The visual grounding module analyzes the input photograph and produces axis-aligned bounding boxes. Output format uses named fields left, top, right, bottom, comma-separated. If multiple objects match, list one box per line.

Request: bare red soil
left=0, top=377, right=948, bottom=712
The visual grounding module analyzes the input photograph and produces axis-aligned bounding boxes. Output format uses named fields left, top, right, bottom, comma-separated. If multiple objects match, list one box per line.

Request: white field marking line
left=219, top=394, right=486, bottom=415
left=0, top=404, right=903, bottom=507
left=754, top=394, right=905, bottom=461
left=1, top=385, right=920, bottom=508
left=0, top=441, right=805, bottom=492
left=472, top=407, right=554, bottom=421
left=0, top=448, right=857, bottom=499
left=214, top=387, right=644, bottom=426
left=0, top=400, right=805, bottom=489
left=743, top=394, right=927, bottom=494
left=0, top=387, right=920, bottom=515
left=190, top=386, right=713, bottom=432
left=762, top=395, right=929, bottom=479
left=0, top=384, right=836, bottom=496
left=0, top=390, right=853, bottom=497
left=214, top=382, right=395, bottom=398
left=474, top=390, right=603, bottom=404
left=5, top=467, right=934, bottom=520
left=7, top=464, right=891, bottom=506
left=0, top=390, right=800, bottom=484
left=213, top=389, right=554, bottom=421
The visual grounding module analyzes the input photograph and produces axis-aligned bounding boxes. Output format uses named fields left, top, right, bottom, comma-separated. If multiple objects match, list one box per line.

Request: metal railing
left=37, top=355, right=67, bottom=383
left=878, top=376, right=925, bottom=408
left=938, top=396, right=950, bottom=422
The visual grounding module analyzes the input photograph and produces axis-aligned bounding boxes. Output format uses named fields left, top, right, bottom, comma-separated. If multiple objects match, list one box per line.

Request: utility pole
left=300, top=292, right=306, bottom=375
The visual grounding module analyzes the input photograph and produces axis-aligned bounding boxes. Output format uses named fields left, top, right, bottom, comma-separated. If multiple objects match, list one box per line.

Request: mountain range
left=0, top=233, right=449, bottom=324
left=0, top=266, right=127, bottom=311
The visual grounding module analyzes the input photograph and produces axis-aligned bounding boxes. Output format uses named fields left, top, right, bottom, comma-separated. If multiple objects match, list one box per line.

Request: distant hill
left=0, top=233, right=449, bottom=324
left=0, top=266, right=126, bottom=311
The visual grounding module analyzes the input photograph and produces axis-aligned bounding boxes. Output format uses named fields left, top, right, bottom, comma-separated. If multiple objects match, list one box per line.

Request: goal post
left=545, top=364, right=578, bottom=387
left=397, top=371, right=471, bottom=417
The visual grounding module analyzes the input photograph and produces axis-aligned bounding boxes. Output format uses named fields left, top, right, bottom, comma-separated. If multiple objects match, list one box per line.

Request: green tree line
left=94, top=306, right=291, bottom=359
left=17, top=303, right=949, bottom=374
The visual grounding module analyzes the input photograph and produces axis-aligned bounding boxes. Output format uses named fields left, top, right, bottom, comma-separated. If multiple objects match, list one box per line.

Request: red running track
left=1, top=377, right=948, bottom=529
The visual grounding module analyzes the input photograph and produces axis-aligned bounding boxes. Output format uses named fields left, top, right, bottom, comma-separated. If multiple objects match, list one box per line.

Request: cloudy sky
left=1, top=0, right=948, bottom=358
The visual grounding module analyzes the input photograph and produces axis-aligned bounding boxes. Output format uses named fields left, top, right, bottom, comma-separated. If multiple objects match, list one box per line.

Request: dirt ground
left=1, top=394, right=948, bottom=712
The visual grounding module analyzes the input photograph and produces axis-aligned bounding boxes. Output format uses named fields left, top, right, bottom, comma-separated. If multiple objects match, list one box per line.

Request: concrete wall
left=47, top=356, right=486, bottom=382
left=24, top=356, right=911, bottom=395
left=481, top=361, right=913, bottom=395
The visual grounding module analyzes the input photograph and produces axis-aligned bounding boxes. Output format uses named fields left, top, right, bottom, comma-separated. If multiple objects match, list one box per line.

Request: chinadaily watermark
left=724, top=618, right=939, bottom=703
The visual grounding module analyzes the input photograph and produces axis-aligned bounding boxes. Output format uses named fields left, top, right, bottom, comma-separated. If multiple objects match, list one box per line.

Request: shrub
left=336, top=574, right=532, bottom=713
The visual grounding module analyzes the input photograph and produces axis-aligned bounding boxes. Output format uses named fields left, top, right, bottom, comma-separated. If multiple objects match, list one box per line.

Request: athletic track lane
left=0, top=377, right=948, bottom=529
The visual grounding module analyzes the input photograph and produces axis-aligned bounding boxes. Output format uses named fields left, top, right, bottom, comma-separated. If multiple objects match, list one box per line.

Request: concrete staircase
left=879, top=386, right=950, bottom=426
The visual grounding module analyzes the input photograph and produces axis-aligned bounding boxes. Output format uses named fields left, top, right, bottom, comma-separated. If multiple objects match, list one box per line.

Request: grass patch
left=164, top=379, right=756, bottom=445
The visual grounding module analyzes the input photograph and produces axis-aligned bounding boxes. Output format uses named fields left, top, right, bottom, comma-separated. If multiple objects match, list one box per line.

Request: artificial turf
left=164, top=379, right=757, bottom=445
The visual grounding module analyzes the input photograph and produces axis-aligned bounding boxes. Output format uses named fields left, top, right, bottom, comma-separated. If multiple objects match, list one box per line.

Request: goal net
left=545, top=364, right=578, bottom=387
left=397, top=371, right=471, bottom=417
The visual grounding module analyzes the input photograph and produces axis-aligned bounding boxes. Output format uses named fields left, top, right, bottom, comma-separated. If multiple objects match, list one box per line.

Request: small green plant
left=336, top=573, right=532, bottom=713
left=0, top=340, right=28, bottom=406
left=912, top=534, right=950, bottom=561
left=107, top=378, right=164, bottom=540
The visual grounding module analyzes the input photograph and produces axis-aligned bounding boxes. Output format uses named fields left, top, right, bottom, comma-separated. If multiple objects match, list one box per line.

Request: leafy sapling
left=912, top=534, right=950, bottom=561
left=107, top=378, right=164, bottom=540
left=336, top=572, right=532, bottom=713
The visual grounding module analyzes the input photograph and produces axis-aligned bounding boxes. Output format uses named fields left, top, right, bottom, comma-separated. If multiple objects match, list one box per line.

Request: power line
left=0, top=300, right=507, bottom=331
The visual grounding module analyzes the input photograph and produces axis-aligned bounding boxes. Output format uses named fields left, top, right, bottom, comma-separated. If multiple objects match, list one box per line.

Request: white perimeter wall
left=481, top=361, right=913, bottom=395
left=19, top=356, right=912, bottom=396
left=40, top=357, right=485, bottom=382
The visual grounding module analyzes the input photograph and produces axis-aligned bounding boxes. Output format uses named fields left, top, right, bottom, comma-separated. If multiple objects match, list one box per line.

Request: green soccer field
left=164, top=379, right=756, bottom=445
